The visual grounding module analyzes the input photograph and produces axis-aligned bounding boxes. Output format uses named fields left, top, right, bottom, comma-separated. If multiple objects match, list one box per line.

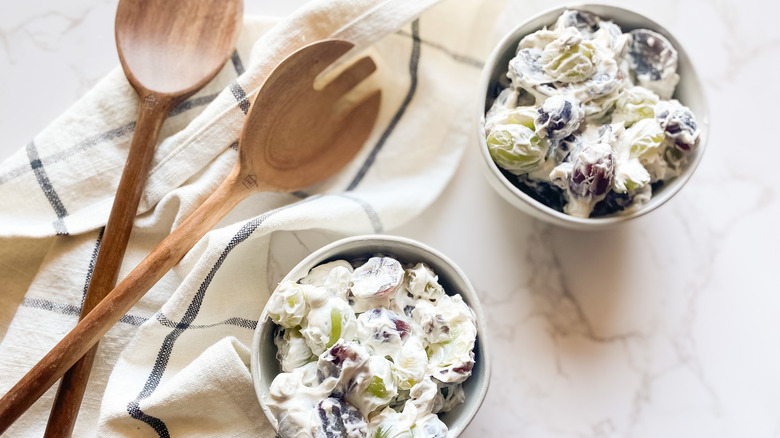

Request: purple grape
left=350, top=257, right=403, bottom=299
left=416, top=414, right=448, bottom=438
left=536, top=95, right=584, bottom=141
left=628, top=29, right=677, bottom=82
left=555, top=9, right=601, bottom=37
left=316, top=341, right=368, bottom=391
left=361, top=308, right=411, bottom=342
left=508, top=48, right=549, bottom=86
left=569, top=143, right=615, bottom=198
left=517, top=177, right=566, bottom=212
left=590, top=190, right=634, bottom=217
left=313, top=397, right=368, bottom=438
left=655, top=101, right=699, bottom=151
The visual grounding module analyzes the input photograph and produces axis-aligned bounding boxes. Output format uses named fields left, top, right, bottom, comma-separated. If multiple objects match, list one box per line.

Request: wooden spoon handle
left=43, top=97, right=173, bottom=437
left=0, top=165, right=251, bottom=434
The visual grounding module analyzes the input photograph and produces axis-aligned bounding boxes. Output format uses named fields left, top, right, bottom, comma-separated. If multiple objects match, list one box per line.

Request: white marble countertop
left=2, top=0, right=779, bottom=437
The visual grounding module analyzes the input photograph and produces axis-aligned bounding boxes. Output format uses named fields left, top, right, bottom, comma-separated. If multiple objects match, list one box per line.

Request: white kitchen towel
left=0, top=0, right=501, bottom=436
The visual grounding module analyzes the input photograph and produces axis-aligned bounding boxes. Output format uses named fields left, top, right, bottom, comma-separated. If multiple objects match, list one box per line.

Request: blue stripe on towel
left=20, top=297, right=149, bottom=326
left=126, top=199, right=311, bottom=436
left=27, top=141, right=69, bottom=235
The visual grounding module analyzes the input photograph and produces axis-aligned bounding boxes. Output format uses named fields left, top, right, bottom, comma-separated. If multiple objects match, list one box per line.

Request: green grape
left=484, top=105, right=537, bottom=134
left=267, top=281, right=307, bottom=329
left=518, top=28, right=558, bottom=50
left=487, top=123, right=548, bottom=174
left=367, top=376, right=389, bottom=399
left=393, top=340, right=427, bottom=390
left=664, top=145, right=687, bottom=172
left=502, top=107, right=536, bottom=130
left=327, top=307, right=342, bottom=348
left=626, top=118, right=665, bottom=159
left=404, top=263, right=444, bottom=302
left=612, top=119, right=662, bottom=192
left=541, top=29, right=597, bottom=83
left=615, top=86, right=660, bottom=126
left=614, top=159, right=651, bottom=192
left=273, top=327, right=315, bottom=373
left=623, top=176, right=646, bottom=191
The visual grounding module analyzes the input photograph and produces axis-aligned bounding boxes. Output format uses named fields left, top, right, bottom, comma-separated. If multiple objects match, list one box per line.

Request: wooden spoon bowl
left=240, top=41, right=380, bottom=190
left=116, top=0, right=243, bottom=97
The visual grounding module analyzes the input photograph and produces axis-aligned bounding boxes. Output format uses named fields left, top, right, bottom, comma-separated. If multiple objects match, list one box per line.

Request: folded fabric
left=0, top=0, right=496, bottom=435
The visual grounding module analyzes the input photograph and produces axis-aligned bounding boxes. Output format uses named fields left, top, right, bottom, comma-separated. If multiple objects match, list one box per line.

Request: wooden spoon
left=0, top=39, right=380, bottom=434
left=41, top=1, right=243, bottom=435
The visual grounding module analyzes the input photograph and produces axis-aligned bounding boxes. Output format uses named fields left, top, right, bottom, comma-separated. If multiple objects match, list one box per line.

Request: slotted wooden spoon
left=0, top=39, right=380, bottom=434
left=42, top=0, right=243, bottom=435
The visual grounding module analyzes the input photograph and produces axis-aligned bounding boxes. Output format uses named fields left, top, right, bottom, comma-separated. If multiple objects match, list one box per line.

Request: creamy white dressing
left=265, top=257, right=477, bottom=437
left=485, top=9, right=700, bottom=218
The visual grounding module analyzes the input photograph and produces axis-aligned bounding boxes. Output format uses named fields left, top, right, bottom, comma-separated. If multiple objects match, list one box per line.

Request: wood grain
left=0, top=39, right=379, bottom=435
left=42, top=0, right=243, bottom=435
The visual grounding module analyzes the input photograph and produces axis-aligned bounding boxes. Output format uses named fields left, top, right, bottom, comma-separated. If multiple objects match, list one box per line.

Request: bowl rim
left=475, top=2, right=710, bottom=228
left=250, top=234, right=492, bottom=436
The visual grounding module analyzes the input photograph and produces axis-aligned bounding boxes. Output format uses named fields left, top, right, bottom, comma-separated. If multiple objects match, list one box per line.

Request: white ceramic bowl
left=250, top=234, right=491, bottom=437
left=476, top=3, right=709, bottom=229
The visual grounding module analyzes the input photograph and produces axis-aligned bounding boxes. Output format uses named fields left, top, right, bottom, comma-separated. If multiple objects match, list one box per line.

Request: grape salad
left=484, top=9, right=701, bottom=218
left=264, top=256, right=477, bottom=438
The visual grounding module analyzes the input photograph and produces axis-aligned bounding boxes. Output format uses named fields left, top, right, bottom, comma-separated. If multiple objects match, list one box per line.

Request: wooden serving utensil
left=0, top=39, right=380, bottom=434
left=41, top=0, right=243, bottom=435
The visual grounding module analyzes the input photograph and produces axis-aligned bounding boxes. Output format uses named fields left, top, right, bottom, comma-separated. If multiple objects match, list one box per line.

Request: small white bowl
left=250, top=234, right=491, bottom=437
left=476, top=3, right=709, bottom=229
